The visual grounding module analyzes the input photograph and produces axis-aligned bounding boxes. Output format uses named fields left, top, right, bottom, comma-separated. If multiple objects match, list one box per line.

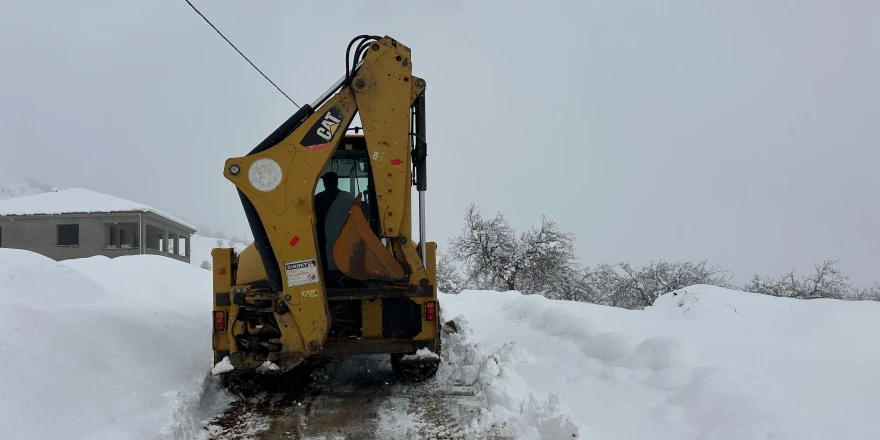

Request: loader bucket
left=333, top=194, right=406, bottom=281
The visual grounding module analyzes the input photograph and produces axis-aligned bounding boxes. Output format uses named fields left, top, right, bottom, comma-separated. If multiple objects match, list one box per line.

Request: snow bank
left=440, top=286, right=880, bottom=439
left=436, top=315, right=580, bottom=439
left=63, top=253, right=209, bottom=314
left=0, top=248, right=115, bottom=308
left=0, top=248, right=220, bottom=440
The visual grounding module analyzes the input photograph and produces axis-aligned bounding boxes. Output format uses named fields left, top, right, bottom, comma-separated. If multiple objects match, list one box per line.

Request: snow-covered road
left=203, top=355, right=482, bottom=440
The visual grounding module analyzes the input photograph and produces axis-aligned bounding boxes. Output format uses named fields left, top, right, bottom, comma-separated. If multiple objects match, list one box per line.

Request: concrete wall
left=0, top=212, right=194, bottom=263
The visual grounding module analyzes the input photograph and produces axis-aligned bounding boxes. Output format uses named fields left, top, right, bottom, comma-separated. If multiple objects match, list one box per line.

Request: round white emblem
left=248, top=158, right=283, bottom=192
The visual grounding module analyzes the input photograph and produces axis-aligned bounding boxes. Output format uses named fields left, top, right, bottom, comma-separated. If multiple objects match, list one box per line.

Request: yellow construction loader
left=211, top=35, right=440, bottom=380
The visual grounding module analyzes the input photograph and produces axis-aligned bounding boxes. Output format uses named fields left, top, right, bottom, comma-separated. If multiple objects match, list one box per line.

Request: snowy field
left=440, top=288, right=880, bottom=439
left=1, top=247, right=879, bottom=439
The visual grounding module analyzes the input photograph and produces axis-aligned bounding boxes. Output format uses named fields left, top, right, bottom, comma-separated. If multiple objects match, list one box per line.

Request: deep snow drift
left=0, top=249, right=221, bottom=440
left=439, top=287, right=880, bottom=439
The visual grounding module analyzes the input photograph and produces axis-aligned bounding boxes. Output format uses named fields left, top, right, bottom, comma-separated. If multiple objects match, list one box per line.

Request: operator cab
left=314, top=135, right=381, bottom=287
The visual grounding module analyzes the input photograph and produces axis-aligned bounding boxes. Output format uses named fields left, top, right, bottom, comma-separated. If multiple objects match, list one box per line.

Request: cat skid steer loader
left=210, top=35, right=440, bottom=380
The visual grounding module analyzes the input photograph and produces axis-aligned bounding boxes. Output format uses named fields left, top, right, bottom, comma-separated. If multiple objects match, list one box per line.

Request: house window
left=120, top=229, right=132, bottom=247
left=57, top=224, right=79, bottom=246
left=105, top=223, right=139, bottom=249
left=108, top=225, right=118, bottom=246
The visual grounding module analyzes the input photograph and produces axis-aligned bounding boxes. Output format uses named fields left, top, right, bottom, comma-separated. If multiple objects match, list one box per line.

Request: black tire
left=391, top=354, right=439, bottom=382
left=220, top=372, right=255, bottom=393
left=391, top=303, right=442, bottom=383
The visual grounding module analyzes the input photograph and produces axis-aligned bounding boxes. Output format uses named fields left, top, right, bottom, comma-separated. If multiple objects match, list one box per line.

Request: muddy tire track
left=202, top=355, right=483, bottom=440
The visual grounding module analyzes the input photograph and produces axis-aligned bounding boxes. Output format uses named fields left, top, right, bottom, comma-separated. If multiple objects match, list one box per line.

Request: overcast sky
left=1, top=0, right=877, bottom=285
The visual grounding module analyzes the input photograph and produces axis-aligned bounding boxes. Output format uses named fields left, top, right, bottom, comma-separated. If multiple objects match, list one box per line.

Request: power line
left=184, top=0, right=300, bottom=108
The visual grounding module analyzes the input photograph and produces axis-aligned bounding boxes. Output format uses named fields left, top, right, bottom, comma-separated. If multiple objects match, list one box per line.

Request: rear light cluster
left=425, top=301, right=436, bottom=321
left=213, top=311, right=226, bottom=332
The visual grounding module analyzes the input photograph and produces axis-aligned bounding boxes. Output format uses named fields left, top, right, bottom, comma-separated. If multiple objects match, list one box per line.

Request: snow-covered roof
left=0, top=188, right=196, bottom=231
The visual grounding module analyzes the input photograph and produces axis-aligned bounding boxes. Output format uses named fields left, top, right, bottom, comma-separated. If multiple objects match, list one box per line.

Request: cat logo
left=316, top=111, right=342, bottom=141
left=301, top=105, right=344, bottom=150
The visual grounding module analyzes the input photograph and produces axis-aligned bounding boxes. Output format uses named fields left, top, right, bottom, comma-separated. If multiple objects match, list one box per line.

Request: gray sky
left=1, top=0, right=877, bottom=286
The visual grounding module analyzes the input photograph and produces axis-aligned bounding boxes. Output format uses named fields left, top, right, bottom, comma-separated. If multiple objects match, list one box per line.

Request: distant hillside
left=0, top=177, right=50, bottom=200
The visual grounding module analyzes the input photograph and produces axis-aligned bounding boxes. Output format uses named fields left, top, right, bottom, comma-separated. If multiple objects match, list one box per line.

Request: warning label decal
left=285, top=258, right=319, bottom=287
left=301, top=289, right=319, bottom=299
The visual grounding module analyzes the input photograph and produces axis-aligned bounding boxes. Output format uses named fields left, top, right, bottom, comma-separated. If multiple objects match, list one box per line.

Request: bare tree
left=448, top=204, right=579, bottom=295
left=200, top=260, right=212, bottom=271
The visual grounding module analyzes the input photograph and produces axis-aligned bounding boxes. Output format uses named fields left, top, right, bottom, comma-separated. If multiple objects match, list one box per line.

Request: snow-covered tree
left=448, top=204, right=578, bottom=295
left=200, top=260, right=212, bottom=271
left=583, top=260, right=732, bottom=309
left=542, top=268, right=596, bottom=303
left=849, top=283, right=880, bottom=301
left=744, top=259, right=861, bottom=300
left=436, top=251, right=465, bottom=294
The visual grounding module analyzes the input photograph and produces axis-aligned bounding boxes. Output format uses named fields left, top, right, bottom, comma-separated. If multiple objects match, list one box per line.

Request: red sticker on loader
left=289, top=236, right=300, bottom=247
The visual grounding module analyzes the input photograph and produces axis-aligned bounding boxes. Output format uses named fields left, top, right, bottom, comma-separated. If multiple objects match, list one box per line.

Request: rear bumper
left=317, top=339, right=435, bottom=357
left=214, top=338, right=438, bottom=374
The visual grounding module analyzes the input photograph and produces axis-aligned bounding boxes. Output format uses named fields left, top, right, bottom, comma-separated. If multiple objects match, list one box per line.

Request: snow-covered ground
left=2, top=245, right=879, bottom=439
left=439, top=288, right=880, bottom=439
left=0, top=248, right=224, bottom=440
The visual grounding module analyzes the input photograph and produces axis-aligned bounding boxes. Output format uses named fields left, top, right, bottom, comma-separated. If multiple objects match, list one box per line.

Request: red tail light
left=213, top=311, right=226, bottom=332
left=425, top=301, right=436, bottom=321
left=217, top=268, right=227, bottom=275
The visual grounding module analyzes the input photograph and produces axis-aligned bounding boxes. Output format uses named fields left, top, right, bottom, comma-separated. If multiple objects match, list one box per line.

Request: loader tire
left=391, top=301, right=443, bottom=382
left=391, top=355, right=439, bottom=382
left=220, top=372, right=257, bottom=393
